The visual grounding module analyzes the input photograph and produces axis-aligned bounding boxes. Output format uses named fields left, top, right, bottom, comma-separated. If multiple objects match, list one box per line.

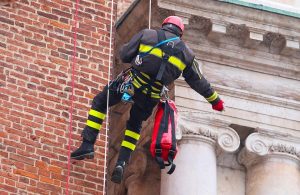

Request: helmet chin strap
left=162, top=24, right=183, bottom=37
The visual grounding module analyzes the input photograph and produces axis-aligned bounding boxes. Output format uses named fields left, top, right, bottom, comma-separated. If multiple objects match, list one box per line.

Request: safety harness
left=129, top=30, right=186, bottom=100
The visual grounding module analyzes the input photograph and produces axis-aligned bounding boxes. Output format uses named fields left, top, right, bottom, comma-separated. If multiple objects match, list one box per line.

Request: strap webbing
left=154, top=101, right=177, bottom=174
left=155, top=30, right=168, bottom=81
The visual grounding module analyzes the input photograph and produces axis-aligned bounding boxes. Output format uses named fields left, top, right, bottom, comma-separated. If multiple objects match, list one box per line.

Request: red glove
left=212, top=99, right=224, bottom=112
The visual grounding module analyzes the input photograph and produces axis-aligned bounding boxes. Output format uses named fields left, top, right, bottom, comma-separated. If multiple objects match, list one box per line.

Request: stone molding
left=177, top=114, right=240, bottom=154
left=238, top=132, right=300, bottom=167
left=176, top=79, right=300, bottom=112
left=157, top=0, right=300, bottom=81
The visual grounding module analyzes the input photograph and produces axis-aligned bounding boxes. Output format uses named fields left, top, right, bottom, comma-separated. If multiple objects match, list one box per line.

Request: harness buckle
left=160, top=85, right=169, bottom=101
left=155, top=149, right=162, bottom=154
left=120, top=77, right=134, bottom=104
left=135, top=55, right=143, bottom=66
left=167, top=41, right=175, bottom=48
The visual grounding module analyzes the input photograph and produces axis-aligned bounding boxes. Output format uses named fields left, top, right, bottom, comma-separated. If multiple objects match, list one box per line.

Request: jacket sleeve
left=182, top=59, right=220, bottom=105
left=119, top=30, right=144, bottom=63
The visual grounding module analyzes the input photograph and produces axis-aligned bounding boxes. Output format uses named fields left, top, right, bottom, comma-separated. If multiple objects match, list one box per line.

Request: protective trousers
left=82, top=84, right=159, bottom=164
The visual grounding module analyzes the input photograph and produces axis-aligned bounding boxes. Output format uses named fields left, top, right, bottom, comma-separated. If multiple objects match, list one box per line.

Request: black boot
left=71, top=127, right=98, bottom=160
left=71, top=139, right=94, bottom=160
left=111, top=161, right=126, bottom=184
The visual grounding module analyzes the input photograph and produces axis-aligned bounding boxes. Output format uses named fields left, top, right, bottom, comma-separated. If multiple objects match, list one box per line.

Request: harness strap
left=132, top=68, right=162, bottom=90
left=156, top=30, right=168, bottom=81
left=129, top=71, right=161, bottom=99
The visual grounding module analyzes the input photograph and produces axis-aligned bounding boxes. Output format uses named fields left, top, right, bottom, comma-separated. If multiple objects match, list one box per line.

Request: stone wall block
left=188, top=15, right=212, bottom=36
left=226, top=23, right=250, bottom=45
left=262, top=32, right=286, bottom=54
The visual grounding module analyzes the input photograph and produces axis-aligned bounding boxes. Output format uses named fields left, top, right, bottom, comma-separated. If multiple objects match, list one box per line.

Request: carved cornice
left=238, top=132, right=300, bottom=167
left=177, top=114, right=240, bottom=154
left=262, top=32, right=286, bottom=54
left=157, top=0, right=300, bottom=80
left=188, top=15, right=212, bottom=36
left=175, top=79, right=300, bottom=112
left=226, top=23, right=250, bottom=45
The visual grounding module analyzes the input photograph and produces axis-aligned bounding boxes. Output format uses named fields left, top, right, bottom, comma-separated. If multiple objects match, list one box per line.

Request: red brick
left=48, top=165, right=62, bottom=174
left=0, top=184, right=17, bottom=193
left=37, top=11, right=59, bottom=20
left=25, top=38, right=46, bottom=48
left=40, top=176, right=54, bottom=184
left=0, top=16, right=14, bottom=25
left=1, top=0, right=116, bottom=192
left=14, top=169, right=38, bottom=180
left=10, top=153, right=35, bottom=166
left=37, top=182, right=62, bottom=193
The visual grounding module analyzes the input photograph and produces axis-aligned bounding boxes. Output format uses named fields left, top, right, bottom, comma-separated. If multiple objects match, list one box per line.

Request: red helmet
left=162, top=16, right=184, bottom=33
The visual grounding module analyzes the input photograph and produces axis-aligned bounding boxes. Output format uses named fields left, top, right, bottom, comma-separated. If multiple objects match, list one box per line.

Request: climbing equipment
left=66, top=0, right=79, bottom=194
left=120, top=77, right=134, bottom=103
left=134, top=36, right=180, bottom=66
left=150, top=99, right=178, bottom=174
left=130, top=69, right=163, bottom=99
left=102, top=0, right=115, bottom=192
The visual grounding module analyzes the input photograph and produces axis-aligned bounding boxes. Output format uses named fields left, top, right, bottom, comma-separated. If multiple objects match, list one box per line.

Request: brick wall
left=0, top=0, right=116, bottom=194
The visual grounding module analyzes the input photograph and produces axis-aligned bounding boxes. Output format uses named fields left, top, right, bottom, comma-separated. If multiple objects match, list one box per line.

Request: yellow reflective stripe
left=140, top=72, right=162, bottom=86
left=132, top=80, right=160, bottom=96
left=140, top=71, right=151, bottom=79
left=139, top=44, right=186, bottom=71
left=139, top=44, right=163, bottom=58
left=135, top=76, right=160, bottom=92
left=168, top=56, right=186, bottom=71
left=121, top=141, right=136, bottom=151
left=125, top=130, right=140, bottom=140
left=132, top=79, right=142, bottom=88
left=86, top=120, right=102, bottom=130
left=89, top=109, right=105, bottom=120
left=136, top=76, right=147, bottom=84
left=206, top=92, right=218, bottom=102
left=132, top=81, right=161, bottom=98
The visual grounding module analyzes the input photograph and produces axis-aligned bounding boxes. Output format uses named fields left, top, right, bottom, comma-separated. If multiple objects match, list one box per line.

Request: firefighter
left=71, top=16, right=224, bottom=184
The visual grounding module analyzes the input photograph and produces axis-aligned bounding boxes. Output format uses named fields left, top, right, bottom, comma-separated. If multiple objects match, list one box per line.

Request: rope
left=149, top=0, right=152, bottom=29
left=103, top=0, right=114, bottom=194
left=66, top=0, right=80, bottom=194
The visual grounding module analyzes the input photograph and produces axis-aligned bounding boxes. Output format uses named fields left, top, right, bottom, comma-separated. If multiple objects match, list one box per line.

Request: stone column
left=239, top=132, right=300, bottom=195
left=161, top=114, right=240, bottom=195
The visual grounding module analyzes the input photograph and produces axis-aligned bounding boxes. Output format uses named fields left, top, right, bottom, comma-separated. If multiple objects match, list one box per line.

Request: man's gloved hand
left=212, top=99, right=224, bottom=112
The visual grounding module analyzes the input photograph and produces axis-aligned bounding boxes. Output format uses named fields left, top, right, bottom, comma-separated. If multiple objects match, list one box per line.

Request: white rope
left=148, top=0, right=152, bottom=29
left=103, top=0, right=114, bottom=194
left=102, top=1, right=152, bottom=192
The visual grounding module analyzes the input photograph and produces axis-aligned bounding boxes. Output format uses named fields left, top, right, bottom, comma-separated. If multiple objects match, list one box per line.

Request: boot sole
left=71, top=152, right=94, bottom=160
left=111, top=167, right=123, bottom=184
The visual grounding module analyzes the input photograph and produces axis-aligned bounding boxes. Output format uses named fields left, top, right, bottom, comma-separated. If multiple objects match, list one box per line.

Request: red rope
left=66, top=0, right=80, bottom=194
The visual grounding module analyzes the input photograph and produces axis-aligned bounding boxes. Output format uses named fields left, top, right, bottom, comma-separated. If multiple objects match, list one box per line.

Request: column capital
left=177, top=114, right=240, bottom=154
left=239, top=131, right=300, bottom=167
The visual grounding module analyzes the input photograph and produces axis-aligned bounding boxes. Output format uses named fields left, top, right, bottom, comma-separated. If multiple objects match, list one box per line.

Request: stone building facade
left=109, top=0, right=300, bottom=194
left=0, top=0, right=117, bottom=194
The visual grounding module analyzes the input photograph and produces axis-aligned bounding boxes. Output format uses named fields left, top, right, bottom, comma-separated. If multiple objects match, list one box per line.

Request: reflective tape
left=125, top=129, right=140, bottom=140
left=86, top=120, right=102, bottom=130
left=89, top=109, right=106, bottom=120
left=206, top=91, right=218, bottom=102
left=139, top=44, right=186, bottom=71
left=121, top=140, right=136, bottom=151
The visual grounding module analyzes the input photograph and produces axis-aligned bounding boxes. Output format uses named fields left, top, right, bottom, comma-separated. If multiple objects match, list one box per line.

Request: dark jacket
left=119, top=26, right=220, bottom=105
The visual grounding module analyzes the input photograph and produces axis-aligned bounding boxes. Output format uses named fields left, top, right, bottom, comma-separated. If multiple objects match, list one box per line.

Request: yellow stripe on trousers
left=121, top=140, right=136, bottom=151
left=86, top=120, right=102, bottom=130
left=89, top=109, right=106, bottom=120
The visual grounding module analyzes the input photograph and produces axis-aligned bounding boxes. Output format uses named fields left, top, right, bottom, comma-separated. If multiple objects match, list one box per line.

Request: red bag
left=150, top=100, right=178, bottom=174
